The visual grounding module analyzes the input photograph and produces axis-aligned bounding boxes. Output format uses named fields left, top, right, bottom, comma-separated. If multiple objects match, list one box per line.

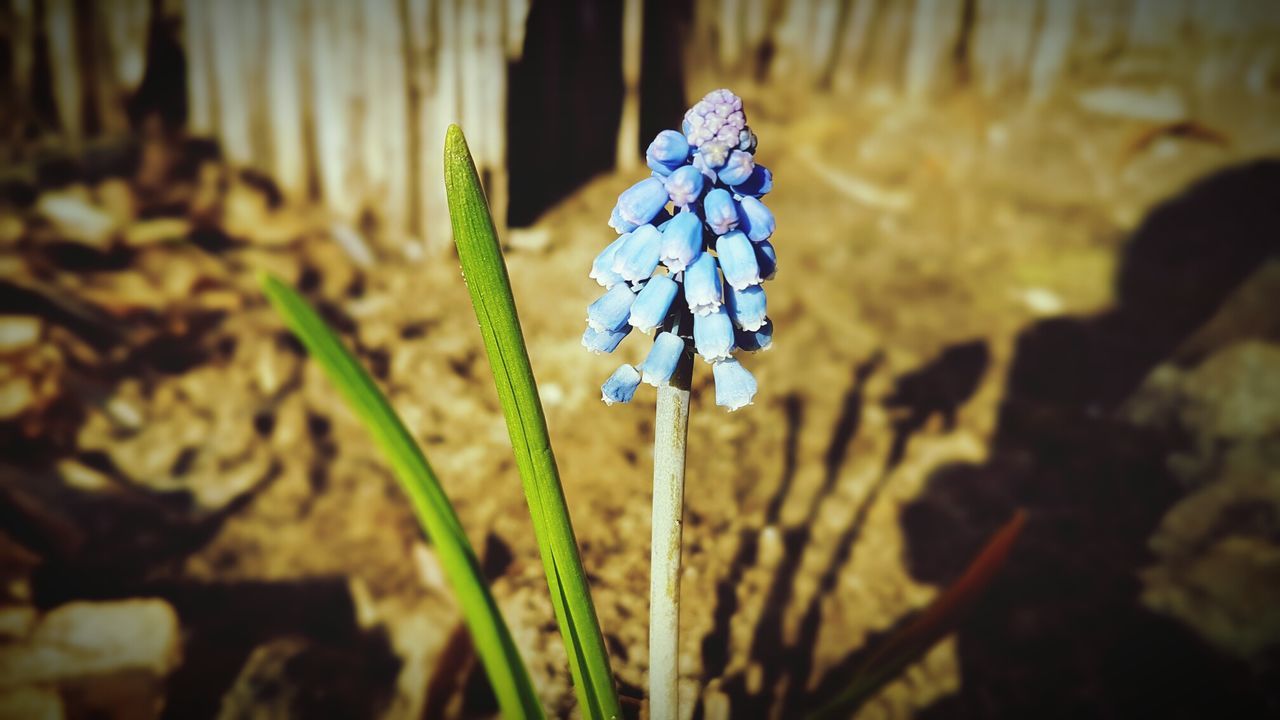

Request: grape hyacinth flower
left=584, top=89, right=779, bottom=720
left=641, top=331, right=685, bottom=387
left=584, top=88, right=776, bottom=411
left=659, top=211, right=703, bottom=273
left=601, top=364, right=642, bottom=405
left=703, top=188, right=739, bottom=235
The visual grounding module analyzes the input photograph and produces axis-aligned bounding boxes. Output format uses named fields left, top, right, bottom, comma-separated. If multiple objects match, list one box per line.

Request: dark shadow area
left=506, top=0, right=624, bottom=226
left=747, top=356, right=880, bottom=705
left=883, top=340, right=987, bottom=471
left=703, top=350, right=995, bottom=718
left=899, top=160, right=1280, bottom=719
left=161, top=579, right=400, bottom=720
left=507, top=0, right=688, bottom=226
left=130, top=0, right=188, bottom=131
left=700, top=393, right=801, bottom=683
left=16, top=569, right=400, bottom=720
left=638, top=0, right=690, bottom=157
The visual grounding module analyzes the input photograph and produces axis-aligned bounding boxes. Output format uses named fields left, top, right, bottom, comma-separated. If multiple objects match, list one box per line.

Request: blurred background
left=2, top=0, right=1279, bottom=718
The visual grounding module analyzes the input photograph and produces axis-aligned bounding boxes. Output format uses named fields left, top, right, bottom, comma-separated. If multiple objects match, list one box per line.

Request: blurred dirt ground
left=2, top=89, right=1279, bottom=719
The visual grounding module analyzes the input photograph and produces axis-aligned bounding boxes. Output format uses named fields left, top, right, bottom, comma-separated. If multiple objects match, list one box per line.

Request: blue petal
left=610, top=224, right=662, bottom=282
left=587, top=283, right=637, bottom=332
left=717, top=149, right=755, bottom=186
left=703, top=188, right=739, bottom=235
left=754, top=238, right=777, bottom=280
left=735, top=319, right=773, bottom=352
left=659, top=211, right=703, bottom=273
left=601, top=364, right=642, bottom=405
left=738, top=196, right=775, bottom=243
left=582, top=324, right=630, bottom=354
left=616, top=177, right=669, bottom=226
left=713, top=358, right=758, bottom=411
left=726, top=284, right=767, bottom=331
left=641, top=331, right=685, bottom=387
left=693, top=305, right=735, bottom=362
left=664, top=165, right=705, bottom=208
left=609, top=204, right=638, bottom=234
left=732, top=164, right=772, bottom=198
left=684, top=250, right=723, bottom=315
left=646, top=130, right=690, bottom=176
left=629, top=274, right=679, bottom=331
left=590, top=233, right=629, bottom=288
left=716, top=230, right=761, bottom=290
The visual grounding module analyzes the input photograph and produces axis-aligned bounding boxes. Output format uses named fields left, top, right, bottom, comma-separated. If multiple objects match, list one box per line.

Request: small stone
left=56, top=460, right=112, bottom=492
left=103, top=396, right=144, bottom=431
left=413, top=543, right=449, bottom=596
left=123, top=218, right=191, bottom=247
left=36, top=190, right=118, bottom=249
left=0, top=317, right=41, bottom=354
left=0, top=599, right=181, bottom=685
left=251, top=336, right=300, bottom=397
left=1019, top=287, right=1064, bottom=316
left=0, top=377, right=35, bottom=420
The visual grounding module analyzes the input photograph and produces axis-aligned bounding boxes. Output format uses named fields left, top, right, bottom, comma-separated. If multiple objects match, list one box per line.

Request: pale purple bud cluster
left=589, top=90, right=777, bottom=411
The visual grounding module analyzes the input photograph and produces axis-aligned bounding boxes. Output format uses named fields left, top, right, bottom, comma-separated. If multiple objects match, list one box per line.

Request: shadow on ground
left=698, top=338, right=993, bottom=718
left=898, top=160, right=1280, bottom=719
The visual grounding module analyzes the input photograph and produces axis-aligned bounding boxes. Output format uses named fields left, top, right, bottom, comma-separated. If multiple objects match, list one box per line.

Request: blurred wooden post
left=11, top=0, right=1280, bottom=255
left=179, top=0, right=528, bottom=256
left=43, top=0, right=82, bottom=146
left=616, top=0, right=643, bottom=170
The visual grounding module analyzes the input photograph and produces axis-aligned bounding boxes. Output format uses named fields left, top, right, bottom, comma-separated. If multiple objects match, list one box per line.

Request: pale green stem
left=649, top=337, right=693, bottom=719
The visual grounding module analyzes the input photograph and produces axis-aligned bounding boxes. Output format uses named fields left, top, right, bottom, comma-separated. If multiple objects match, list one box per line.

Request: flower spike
left=585, top=88, right=776, bottom=410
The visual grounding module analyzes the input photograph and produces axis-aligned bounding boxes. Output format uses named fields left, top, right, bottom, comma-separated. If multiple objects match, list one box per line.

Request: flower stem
left=650, top=323, right=693, bottom=719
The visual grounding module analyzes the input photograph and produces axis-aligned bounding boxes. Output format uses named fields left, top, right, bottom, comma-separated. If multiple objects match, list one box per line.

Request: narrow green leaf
left=259, top=273, right=545, bottom=720
left=444, top=125, right=623, bottom=720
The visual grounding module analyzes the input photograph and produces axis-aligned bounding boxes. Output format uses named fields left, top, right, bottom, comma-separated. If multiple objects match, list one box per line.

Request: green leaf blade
left=444, top=125, right=622, bottom=720
left=259, top=273, right=545, bottom=720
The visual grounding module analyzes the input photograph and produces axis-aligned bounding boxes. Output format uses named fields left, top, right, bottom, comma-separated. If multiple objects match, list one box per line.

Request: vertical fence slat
left=905, top=0, right=964, bottom=99
left=44, top=0, right=81, bottom=143
left=264, top=0, right=307, bottom=199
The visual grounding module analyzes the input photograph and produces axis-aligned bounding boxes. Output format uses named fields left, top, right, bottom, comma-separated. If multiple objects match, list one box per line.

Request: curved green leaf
left=260, top=273, right=545, bottom=720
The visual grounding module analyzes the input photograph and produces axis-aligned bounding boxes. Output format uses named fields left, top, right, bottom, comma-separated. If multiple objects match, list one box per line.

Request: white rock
left=0, top=377, right=35, bottom=420
left=36, top=191, right=118, bottom=249
left=0, top=317, right=41, bottom=354
left=1019, top=287, right=1065, bottom=316
left=0, top=599, right=181, bottom=686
